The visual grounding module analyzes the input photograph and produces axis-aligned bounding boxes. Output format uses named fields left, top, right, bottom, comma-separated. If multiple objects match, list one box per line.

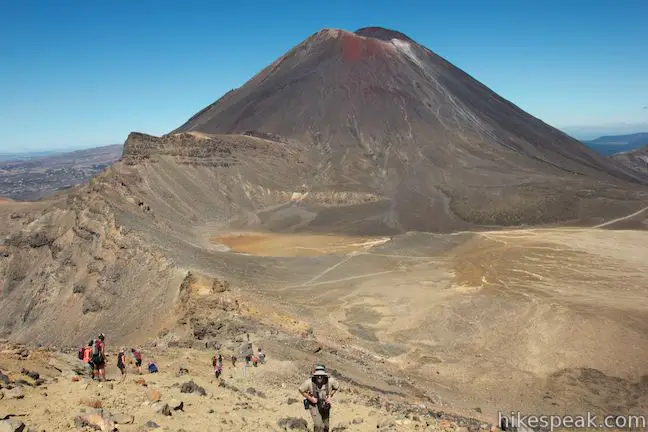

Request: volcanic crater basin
left=210, top=231, right=391, bottom=256
left=199, top=227, right=648, bottom=417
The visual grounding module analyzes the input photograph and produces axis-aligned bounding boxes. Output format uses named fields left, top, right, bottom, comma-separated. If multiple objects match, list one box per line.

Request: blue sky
left=1, top=0, right=647, bottom=151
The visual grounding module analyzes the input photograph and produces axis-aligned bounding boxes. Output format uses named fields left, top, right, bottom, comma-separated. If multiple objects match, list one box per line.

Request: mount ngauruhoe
left=1, top=27, right=647, bottom=425
left=170, top=26, right=647, bottom=232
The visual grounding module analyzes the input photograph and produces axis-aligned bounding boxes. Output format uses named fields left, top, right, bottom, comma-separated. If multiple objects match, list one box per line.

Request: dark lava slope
left=170, top=26, right=648, bottom=231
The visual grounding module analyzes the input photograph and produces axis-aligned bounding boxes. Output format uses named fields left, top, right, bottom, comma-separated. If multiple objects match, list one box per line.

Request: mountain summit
left=171, top=26, right=645, bottom=231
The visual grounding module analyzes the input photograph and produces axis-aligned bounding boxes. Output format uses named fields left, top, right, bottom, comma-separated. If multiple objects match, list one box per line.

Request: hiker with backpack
left=82, top=340, right=94, bottom=377
left=298, top=364, right=340, bottom=432
left=131, top=348, right=143, bottom=374
left=91, top=333, right=107, bottom=381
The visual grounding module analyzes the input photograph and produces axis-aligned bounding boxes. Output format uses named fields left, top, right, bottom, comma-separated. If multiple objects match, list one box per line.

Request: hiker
left=231, top=355, right=237, bottom=367
left=147, top=361, right=158, bottom=373
left=83, top=340, right=94, bottom=377
left=298, top=365, right=340, bottom=432
left=240, top=341, right=253, bottom=376
left=240, top=341, right=253, bottom=364
left=91, top=334, right=107, bottom=381
left=131, top=348, right=143, bottom=374
left=257, top=347, right=266, bottom=364
left=117, top=348, right=126, bottom=381
left=212, top=352, right=223, bottom=378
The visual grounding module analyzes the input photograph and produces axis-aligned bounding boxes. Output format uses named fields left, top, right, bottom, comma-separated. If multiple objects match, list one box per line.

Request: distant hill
left=0, top=150, right=61, bottom=162
left=0, top=144, right=123, bottom=163
left=584, top=132, right=648, bottom=155
left=0, top=144, right=123, bottom=200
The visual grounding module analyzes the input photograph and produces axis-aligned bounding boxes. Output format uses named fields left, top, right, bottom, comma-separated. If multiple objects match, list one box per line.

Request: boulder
left=179, top=380, right=206, bottom=396
left=1, top=387, right=24, bottom=400
left=151, top=402, right=171, bottom=416
left=0, top=371, right=9, bottom=387
left=378, top=418, right=397, bottom=430
left=245, top=387, right=266, bottom=398
left=48, top=353, right=91, bottom=377
left=20, top=369, right=39, bottom=381
left=146, top=389, right=161, bottom=402
left=0, top=419, right=26, bottom=432
left=74, top=413, right=116, bottom=431
left=277, top=417, right=309, bottom=430
left=168, top=399, right=184, bottom=411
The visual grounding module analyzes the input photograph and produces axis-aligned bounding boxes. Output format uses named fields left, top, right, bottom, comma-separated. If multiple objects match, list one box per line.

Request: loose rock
left=48, top=353, right=91, bottom=377
left=168, top=399, right=184, bottom=411
left=1, top=387, right=24, bottom=400
left=0, top=372, right=9, bottom=387
left=19, top=369, right=39, bottom=381
left=151, top=402, right=172, bottom=416
left=180, top=380, right=206, bottom=396
left=0, top=418, right=26, bottom=432
left=147, top=389, right=161, bottom=402
left=245, top=387, right=266, bottom=398
left=74, top=413, right=116, bottom=431
left=277, top=417, right=309, bottom=430
left=378, top=418, right=397, bottom=430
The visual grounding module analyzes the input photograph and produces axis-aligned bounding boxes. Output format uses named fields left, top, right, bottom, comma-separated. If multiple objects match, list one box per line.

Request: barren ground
left=0, top=343, right=456, bottom=432
left=202, top=226, right=648, bottom=419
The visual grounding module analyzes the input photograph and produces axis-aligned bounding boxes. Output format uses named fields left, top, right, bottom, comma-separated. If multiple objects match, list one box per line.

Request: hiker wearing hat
left=298, top=364, right=340, bottom=432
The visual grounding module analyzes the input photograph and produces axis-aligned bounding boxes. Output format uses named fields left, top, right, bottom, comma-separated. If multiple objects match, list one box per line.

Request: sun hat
left=313, top=364, right=329, bottom=377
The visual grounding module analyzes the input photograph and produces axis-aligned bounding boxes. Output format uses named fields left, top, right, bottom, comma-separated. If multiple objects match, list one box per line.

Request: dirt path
left=592, top=205, right=648, bottom=228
